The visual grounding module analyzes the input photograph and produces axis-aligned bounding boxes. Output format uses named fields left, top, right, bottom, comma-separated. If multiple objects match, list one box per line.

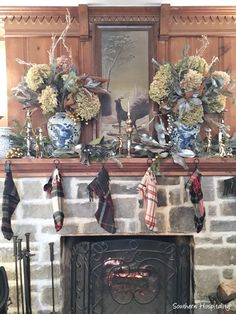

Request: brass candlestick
left=25, top=108, right=33, bottom=157
left=218, top=125, right=226, bottom=157
left=117, top=136, right=123, bottom=155
left=125, top=112, right=133, bottom=157
left=35, top=127, right=43, bottom=158
left=205, top=128, right=212, bottom=154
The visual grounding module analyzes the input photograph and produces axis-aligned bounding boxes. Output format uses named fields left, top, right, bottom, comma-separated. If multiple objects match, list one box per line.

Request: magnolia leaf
left=171, top=153, right=189, bottom=170
left=89, top=137, right=104, bottom=145
left=177, top=98, right=191, bottom=116
left=191, top=97, right=202, bottom=106
left=154, top=120, right=167, bottom=145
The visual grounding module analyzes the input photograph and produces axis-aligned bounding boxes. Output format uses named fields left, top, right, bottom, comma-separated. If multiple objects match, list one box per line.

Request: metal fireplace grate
left=69, top=236, right=192, bottom=314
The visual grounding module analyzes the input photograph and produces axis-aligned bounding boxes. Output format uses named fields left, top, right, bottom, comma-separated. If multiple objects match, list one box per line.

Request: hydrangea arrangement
left=13, top=12, right=107, bottom=122
left=13, top=55, right=108, bottom=122
left=149, top=36, right=234, bottom=154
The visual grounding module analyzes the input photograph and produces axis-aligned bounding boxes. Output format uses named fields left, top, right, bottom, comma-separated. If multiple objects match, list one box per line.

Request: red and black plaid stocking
left=186, top=169, right=205, bottom=233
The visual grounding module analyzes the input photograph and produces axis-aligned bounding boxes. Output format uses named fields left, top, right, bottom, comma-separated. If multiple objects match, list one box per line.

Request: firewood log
left=217, top=282, right=236, bottom=304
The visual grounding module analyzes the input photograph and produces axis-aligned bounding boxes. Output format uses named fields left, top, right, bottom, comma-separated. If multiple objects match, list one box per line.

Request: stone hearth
left=1, top=169, right=236, bottom=313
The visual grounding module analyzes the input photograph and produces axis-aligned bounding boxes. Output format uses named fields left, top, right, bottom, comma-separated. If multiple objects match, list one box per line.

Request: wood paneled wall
left=1, top=5, right=236, bottom=142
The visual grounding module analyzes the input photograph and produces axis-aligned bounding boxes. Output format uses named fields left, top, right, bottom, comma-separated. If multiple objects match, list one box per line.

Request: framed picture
left=94, top=25, right=155, bottom=140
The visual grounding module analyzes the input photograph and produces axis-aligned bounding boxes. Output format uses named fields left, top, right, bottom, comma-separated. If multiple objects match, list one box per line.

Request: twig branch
left=15, top=58, right=34, bottom=67
left=48, top=9, right=72, bottom=64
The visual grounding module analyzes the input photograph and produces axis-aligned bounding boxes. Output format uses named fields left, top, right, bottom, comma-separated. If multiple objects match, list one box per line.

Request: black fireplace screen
left=70, top=236, right=192, bottom=314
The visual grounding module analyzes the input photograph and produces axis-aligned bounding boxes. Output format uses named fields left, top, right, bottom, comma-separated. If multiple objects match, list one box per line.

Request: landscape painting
left=97, top=26, right=151, bottom=140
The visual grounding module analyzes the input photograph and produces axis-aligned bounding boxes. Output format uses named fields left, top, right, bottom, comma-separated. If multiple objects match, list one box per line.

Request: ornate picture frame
left=94, top=24, right=155, bottom=140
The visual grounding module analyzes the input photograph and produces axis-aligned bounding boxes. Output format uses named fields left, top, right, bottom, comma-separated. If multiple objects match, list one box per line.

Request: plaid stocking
left=1, top=168, right=20, bottom=240
left=44, top=168, right=64, bottom=232
left=185, top=169, right=205, bottom=233
left=87, top=167, right=116, bottom=234
left=138, top=168, right=158, bottom=232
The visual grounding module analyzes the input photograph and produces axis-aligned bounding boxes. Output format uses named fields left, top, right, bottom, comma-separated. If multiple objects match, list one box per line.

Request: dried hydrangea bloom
left=75, top=89, right=101, bottom=121
left=25, top=64, right=51, bottom=91
left=180, top=102, right=204, bottom=127
left=187, top=56, right=208, bottom=74
left=207, top=95, right=226, bottom=113
left=180, top=69, right=203, bottom=92
left=149, top=63, right=172, bottom=105
left=212, top=71, right=231, bottom=87
left=38, top=86, right=58, bottom=114
left=56, top=55, right=72, bottom=73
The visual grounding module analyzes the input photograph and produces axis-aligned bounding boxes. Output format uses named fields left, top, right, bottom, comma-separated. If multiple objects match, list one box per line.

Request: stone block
left=61, top=177, right=74, bottom=199
left=207, top=205, right=217, bottom=216
left=64, top=201, right=97, bottom=218
left=22, top=202, right=51, bottom=219
left=139, top=210, right=166, bottom=233
left=227, top=236, right=236, bottom=243
left=210, top=220, right=236, bottom=232
left=111, top=182, right=138, bottom=194
left=19, top=179, right=45, bottom=200
left=113, top=198, right=136, bottom=218
left=13, top=224, right=37, bottom=241
left=217, top=177, right=235, bottom=199
left=0, top=180, right=4, bottom=196
left=169, top=206, right=196, bottom=233
left=31, top=263, right=60, bottom=281
left=76, top=182, right=90, bottom=199
left=83, top=220, right=125, bottom=234
left=201, top=176, right=215, bottom=201
left=42, top=224, right=79, bottom=235
left=195, top=269, right=220, bottom=299
left=157, top=176, right=180, bottom=185
left=169, top=188, right=181, bottom=205
left=128, top=221, right=140, bottom=233
left=40, top=285, right=60, bottom=306
left=221, top=202, right=236, bottom=216
left=183, top=190, right=189, bottom=203
left=157, top=188, right=167, bottom=207
left=195, top=247, right=236, bottom=266
left=194, top=236, right=223, bottom=245
left=223, top=268, right=234, bottom=280
left=0, top=248, right=14, bottom=263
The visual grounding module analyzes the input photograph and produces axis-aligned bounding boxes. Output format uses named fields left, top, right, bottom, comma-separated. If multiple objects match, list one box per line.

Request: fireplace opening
left=61, top=236, right=194, bottom=314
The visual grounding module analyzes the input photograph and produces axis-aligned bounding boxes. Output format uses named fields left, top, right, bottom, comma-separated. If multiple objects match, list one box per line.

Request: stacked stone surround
left=1, top=174, right=236, bottom=314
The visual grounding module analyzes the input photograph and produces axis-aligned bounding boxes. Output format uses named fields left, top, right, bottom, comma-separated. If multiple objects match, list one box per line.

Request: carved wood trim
left=0, top=158, right=235, bottom=178
left=167, top=6, right=236, bottom=36
left=88, top=6, right=160, bottom=24
left=0, top=6, right=79, bottom=21
left=1, top=6, right=80, bottom=37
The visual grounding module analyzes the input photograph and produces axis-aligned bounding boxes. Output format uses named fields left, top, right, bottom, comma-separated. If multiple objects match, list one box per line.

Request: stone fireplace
left=0, top=159, right=236, bottom=314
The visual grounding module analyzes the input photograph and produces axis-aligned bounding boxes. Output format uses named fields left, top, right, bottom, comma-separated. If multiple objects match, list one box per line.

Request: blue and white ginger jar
left=171, top=122, right=200, bottom=152
left=47, top=112, right=81, bottom=149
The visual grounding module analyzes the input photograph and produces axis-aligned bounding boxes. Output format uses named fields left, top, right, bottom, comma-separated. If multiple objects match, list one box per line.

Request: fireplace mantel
left=0, top=157, right=235, bottom=177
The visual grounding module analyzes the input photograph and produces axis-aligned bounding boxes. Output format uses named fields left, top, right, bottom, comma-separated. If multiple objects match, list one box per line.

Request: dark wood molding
left=0, top=157, right=235, bottom=178
left=159, top=4, right=170, bottom=40
left=79, top=4, right=89, bottom=41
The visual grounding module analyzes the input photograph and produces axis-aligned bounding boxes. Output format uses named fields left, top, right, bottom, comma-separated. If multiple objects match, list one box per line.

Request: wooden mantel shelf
left=0, top=157, right=235, bottom=177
